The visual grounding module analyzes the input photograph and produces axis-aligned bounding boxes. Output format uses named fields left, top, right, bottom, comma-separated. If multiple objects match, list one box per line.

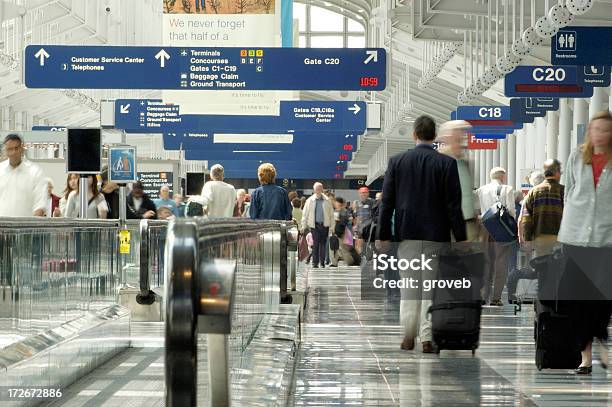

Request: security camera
left=105, top=7, right=111, bottom=12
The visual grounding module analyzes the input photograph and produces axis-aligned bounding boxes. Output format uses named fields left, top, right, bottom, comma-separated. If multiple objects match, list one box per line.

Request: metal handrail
left=136, top=219, right=169, bottom=305
left=165, top=218, right=292, bottom=407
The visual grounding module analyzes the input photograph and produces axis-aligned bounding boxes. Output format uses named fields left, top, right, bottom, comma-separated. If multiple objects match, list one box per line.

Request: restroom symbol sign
left=556, top=31, right=576, bottom=51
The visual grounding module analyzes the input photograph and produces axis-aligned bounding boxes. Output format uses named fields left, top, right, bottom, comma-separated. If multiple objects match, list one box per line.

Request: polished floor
left=288, top=265, right=612, bottom=407
left=42, top=264, right=612, bottom=406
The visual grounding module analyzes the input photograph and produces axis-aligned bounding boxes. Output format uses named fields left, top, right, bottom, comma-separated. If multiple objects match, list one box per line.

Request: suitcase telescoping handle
left=428, top=302, right=482, bottom=313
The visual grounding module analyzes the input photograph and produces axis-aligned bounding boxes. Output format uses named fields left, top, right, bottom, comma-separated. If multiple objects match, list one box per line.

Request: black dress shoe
left=575, top=366, right=592, bottom=375
left=312, top=265, right=319, bottom=269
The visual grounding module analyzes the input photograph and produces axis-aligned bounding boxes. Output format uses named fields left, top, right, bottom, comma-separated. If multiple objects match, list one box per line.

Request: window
left=310, top=6, right=344, bottom=32
left=310, top=36, right=344, bottom=48
left=294, top=3, right=365, bottom=48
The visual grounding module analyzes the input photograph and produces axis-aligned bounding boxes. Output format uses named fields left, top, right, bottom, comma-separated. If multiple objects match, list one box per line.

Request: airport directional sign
left=456, top=106, right=522, bottom=130
left=551, top=27, right=612, bottom=66
left=504, top=65, right=606, bottom=98
left=510, top=98, right=559, bottom=124
left=32, top=126, right=67, bottom=131
left=163, top=132, right=358, bottom=152
left=115, top=99, right=367, bottom=134
left=25, top=45, right=386, bottom=91
left=184, top=150, right=349, bottom=162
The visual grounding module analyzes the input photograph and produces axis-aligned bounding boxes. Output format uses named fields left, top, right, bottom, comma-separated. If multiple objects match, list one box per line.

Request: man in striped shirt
left=520, top=159, right=564, bottom=256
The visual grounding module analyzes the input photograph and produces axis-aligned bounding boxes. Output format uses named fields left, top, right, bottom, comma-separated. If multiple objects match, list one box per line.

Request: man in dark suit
left=376, top=115, right=466, bottom=353
left=127, top=182, right=157, bottom=219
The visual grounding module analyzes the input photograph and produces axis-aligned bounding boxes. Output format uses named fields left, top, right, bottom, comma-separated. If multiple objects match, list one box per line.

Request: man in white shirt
left=0, top=134, right=47, bottom=217
left=302, top=182, right=335, bottom=268
left=191, top=164, right=236, bottom=218
left=476, top=167, right=516, bottom=306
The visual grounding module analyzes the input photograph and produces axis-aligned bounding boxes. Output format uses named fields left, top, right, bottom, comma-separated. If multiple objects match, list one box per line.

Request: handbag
left=298, top=234, right=309, bottom=262
left=481, top=185, right=518, bottom=242
left=329, top=235, right=340, bottom=251
left=343, top=227, right=354, bottom=246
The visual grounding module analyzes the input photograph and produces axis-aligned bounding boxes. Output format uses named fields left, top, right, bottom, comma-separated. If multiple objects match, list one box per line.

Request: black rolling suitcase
left=534, top=300, right=581, bottom=370
left=428, top=251, right=484, bottom=354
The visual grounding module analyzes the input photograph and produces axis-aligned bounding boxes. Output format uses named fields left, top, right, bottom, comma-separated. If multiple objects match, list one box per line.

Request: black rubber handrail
left=136, top=219, right=169, bottom=305
left=165, top=218, right=292, bottom=407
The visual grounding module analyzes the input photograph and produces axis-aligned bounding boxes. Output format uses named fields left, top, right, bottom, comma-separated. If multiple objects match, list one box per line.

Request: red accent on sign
left=467, top=134, right=498, bottom=150
left=467, top=120, right=514, bottom=126
left=514, top=84, right=583, bottom=93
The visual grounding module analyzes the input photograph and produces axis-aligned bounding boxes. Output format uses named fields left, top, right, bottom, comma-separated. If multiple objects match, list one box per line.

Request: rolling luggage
left=534, top=300, right=581, bottom=370
left=429, top=251, right=484, bottom=354
left=508, top=249, right=538, bottom=313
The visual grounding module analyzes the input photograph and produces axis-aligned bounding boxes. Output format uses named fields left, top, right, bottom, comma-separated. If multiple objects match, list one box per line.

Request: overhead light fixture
left=566, top=0, right=594, bottom=15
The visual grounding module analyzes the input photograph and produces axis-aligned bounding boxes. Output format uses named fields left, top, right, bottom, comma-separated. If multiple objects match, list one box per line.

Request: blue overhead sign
left=551, top=27, right=612, bottom=66
left=456, top=106, right=521, bottom=130
left=163, top=133, right=357, bottom=152
left=504, top=65, right=606, bottom=97
left=510, top=98, right=559, bottom=124
left=449, top=111, right=516, bottom=133
left=115, top=99, right=367, bottom=134
left=25, top=45, right=386, bottom=91
left=185, top=150, right=348, bottom=162
left=194, top=160, right=349, bottom=180
left=32, top=126, right=67, bottom=131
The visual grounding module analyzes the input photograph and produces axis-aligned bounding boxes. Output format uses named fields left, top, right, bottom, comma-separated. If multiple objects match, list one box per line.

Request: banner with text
left=162, top=0, right=287, bottom=115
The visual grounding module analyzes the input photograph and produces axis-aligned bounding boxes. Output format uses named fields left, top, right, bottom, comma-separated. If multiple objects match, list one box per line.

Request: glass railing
left=0, top=218, right=169, bottom=350
left=164, top=218, right=297, bottom=406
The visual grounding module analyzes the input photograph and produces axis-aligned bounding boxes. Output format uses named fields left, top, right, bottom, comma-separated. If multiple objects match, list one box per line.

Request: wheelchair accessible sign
left=108, top=146, right=137, bottom=183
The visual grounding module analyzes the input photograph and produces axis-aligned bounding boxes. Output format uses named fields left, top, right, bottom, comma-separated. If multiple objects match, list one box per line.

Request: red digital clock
left=360, top=77, right=379, bottom=87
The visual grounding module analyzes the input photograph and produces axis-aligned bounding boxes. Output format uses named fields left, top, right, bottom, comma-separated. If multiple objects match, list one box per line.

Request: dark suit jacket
left=127, top=193, right=158, bottom=219
left=377, top=143, right=467, bottom=242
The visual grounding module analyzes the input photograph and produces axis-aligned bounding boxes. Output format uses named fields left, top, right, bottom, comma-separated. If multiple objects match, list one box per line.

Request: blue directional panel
left=504, top=65, right=604, bottom=98
left=551, top=27, right=612, bottom=66
left=200, top=160, right=348, bottom=180
left=163, top=132, right=358, bottom=152
left=25, top=45, right=386, bottom=91
left=115, top=99, right=367, bottom=134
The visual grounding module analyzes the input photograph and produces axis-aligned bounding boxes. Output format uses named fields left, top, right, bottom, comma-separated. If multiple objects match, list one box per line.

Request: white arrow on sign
left=34, top=48, right=50, bottom=66
left=120, top=104, right=130, bottom=114
left=348, top=103, right=361, bottom=115
left=155, top=49, right=171, bottom=68
left=364, top=50, right=378, bottom=65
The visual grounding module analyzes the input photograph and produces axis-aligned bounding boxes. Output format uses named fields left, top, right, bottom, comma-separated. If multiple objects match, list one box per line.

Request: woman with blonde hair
left=557, top=110, right=612, bottom=375
left=249, top=163, right=292, bottom=220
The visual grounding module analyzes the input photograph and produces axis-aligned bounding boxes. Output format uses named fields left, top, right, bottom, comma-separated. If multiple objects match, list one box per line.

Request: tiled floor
left=43, top=264, right=612, bottom=406
left=288, top=265, right=612, bottom=406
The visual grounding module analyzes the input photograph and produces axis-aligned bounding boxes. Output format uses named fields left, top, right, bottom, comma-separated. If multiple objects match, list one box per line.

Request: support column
left=499, top=137, right=508, bottom=171
left=479, top=149, right=487, bottom=187
left=545, top=110, right=559, bottom=160
left=535, top=116, right=547, bottom=170
left=558, top=98, right=572, bottom=165
left=573, top=98, right=588, bottom=148
left=485, top=149, right=493, bottom=179
left=507, top=132, right=517, bottom=190
left=589, top=86, right=605, bottom=120
left=525, top=122, right=536, bottom=171
left=472, top=150, right=480, bottom=189
left=515, top=129, right=526, bottom=189
left=493, top=142, right=501, bottom=168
